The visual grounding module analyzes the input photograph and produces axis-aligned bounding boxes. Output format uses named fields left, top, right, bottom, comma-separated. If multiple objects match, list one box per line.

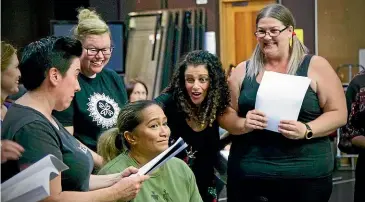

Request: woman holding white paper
left=219, top=3, right=347, bottom=202
left=97, top=100, right=203, bottom=202
left=1, top=36, right=148, bottom=202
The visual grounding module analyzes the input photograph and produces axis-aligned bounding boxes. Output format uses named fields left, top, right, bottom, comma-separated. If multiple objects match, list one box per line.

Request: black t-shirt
left=155, top=93, right=220, bottom=200
left=53, top=68, right=128, bottom=151
left=1, top=104, right=93, bottom=191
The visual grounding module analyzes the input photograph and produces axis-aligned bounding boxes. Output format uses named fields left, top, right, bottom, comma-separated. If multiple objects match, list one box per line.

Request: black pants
left=227, top=175, right=332, bottom=202
left=355, top=153, right=365, bottom=202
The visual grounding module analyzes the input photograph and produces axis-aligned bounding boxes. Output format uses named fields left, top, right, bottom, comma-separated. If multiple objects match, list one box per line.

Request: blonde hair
left=247, top=4, right=308, bottom=79
left=97, top=128, right=125, bottom=164
left=73, top=8, right=110, bottom=41
left=1, top=41, right=16, bottom=72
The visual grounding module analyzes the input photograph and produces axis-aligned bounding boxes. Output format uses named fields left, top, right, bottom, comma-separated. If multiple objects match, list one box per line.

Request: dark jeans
left=227, top=175, right=333, bottom=202
left=355, top=153, right=365, bottom=202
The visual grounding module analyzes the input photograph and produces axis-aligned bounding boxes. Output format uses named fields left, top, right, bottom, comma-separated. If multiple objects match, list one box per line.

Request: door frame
left=219, top=0, right=280, bottom=71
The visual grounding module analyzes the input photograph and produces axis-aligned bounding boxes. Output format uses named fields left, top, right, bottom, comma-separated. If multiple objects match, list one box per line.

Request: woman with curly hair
left=155, top=50, right=230, bottom=202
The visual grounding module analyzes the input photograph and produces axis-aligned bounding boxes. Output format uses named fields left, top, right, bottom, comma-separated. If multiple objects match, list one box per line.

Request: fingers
left=121, top=166, right=139, bottom=177
left=1, top=141, right=24, bottom=159
left=1, top=152, right=21, bottom=163
left=245, top=110, right=268, bottom=130
left=2, top=140, right=24, bottom=152
left=278, top=123, right=296, bottom=131
left=278, top=128, right=296, bottom=139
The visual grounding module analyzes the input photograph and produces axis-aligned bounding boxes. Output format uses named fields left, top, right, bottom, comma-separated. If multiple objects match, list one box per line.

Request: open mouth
left=191, top=92, right=202, bottom=98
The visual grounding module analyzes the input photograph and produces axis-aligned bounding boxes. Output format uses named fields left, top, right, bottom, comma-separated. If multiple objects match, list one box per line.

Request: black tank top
left=229, top=55, right=333, bottom=179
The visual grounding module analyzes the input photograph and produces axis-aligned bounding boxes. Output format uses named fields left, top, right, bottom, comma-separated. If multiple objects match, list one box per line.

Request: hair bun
left=77, top=8, right=101, bottom=22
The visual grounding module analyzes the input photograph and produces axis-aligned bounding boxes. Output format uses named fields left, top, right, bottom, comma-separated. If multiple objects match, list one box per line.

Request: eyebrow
left=185, top=74, right=209, bottom=76
left=257, top=26, right=281, bottom=30
left=146, top=117, right=167, bottom=124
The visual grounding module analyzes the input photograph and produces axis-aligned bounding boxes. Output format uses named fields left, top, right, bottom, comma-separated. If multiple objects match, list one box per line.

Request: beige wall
left=318, top=0, right=365, bottom=82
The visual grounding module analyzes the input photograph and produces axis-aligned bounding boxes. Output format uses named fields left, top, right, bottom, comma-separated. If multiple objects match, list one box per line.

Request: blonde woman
left=1, top=41, right=24, bottom=163
left=219, top=4, right=347, bottom=202
left=53, top=8, right=128, bottom=158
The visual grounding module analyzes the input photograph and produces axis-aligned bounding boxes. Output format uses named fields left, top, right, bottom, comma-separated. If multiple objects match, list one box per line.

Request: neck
left=1, top=89, right=9, bottom=106
left=17, top=90, right=55, bottom=118
left=265, top=49, right=290, bottom=65
left=81, top=68, right=97, bottom=78
left=129, top=149, right=156, bottom=167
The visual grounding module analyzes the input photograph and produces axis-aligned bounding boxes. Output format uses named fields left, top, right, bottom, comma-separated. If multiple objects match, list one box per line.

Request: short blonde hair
left=1, top=41, right=16, bottom=72
left=73, top=8, right=110, bottom=41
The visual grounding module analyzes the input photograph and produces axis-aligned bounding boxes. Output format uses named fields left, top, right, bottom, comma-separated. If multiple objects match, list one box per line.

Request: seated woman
left=126, top=79, right=148, bottom=102
left=97, top=100, right=202, bottom=202
left=1, top=36, right=148, bottom=201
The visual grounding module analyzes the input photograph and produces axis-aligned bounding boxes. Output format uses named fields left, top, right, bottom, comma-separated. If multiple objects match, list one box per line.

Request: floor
left=217, top=171, right=356, bottom=202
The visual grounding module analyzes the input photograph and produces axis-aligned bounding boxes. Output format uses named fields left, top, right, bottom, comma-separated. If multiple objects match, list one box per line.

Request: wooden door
left=219, top=0, right=275, bottom=71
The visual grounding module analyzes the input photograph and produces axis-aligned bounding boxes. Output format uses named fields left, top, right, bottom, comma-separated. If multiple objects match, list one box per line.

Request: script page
left=255, top=71, right=311, bottom=132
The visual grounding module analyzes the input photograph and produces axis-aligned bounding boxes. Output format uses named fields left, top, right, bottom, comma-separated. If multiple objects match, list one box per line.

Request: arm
left=306, top=56, right=347, bottom=137
left=14, top=122, right=147, bottom=202
left=89, top=173, right=121, bottom=191
left=345, top=74, right=365, bottom=148
left=218, top=62, right=250, bottom=135
left=43, top=171, right=148, bottom=202
left=110, top=70, right=129, bottom=105
left=75, top=139, right=104, bottom=168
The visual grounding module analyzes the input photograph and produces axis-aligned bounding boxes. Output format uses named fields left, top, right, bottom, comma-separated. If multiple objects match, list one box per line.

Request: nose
left=192, top=80, right=200, bottom=90
left=263, top=32, right=272, bottom=40
left=160, top=125, right=170, bottom=137
left=95, top=50, right=104, bottom=59
left=75, top=79, right=81, bottom=92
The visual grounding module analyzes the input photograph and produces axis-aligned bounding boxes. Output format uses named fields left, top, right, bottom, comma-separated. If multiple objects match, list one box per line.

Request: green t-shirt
left=53, top=69, right=128, bottom=151
left=98, top=152, right=203, bottom=202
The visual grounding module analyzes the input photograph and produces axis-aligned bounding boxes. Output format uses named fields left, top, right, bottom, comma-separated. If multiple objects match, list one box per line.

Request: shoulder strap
left=296, top=54, right=313, bottom=77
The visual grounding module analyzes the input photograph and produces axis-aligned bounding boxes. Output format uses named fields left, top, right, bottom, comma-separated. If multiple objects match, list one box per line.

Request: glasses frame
left=254, top=26, right=288, bottom=38
left=84, top=47, right=115, bottom=56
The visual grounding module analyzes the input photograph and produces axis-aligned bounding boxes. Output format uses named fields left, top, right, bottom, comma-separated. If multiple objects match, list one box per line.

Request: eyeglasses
left=254, top=26, right=288, bottom=38
left=84, top=47, right=114, bottom=56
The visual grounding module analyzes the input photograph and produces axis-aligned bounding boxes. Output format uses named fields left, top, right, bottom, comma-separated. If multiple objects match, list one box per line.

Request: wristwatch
left=303, top=123, right=313, bottom=139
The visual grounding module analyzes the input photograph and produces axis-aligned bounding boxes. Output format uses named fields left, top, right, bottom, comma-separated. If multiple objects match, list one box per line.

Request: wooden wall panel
left=318, top=0, right=365, bottom=82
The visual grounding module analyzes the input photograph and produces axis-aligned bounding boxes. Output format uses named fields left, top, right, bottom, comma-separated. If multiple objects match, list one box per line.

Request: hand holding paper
left=255, top=71, right=311, bottom=133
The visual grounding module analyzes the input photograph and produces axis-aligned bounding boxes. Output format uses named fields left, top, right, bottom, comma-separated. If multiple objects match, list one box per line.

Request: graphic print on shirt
left=150, top=190, right=172, bottom=202
left=87, top=92, right=120, bottom=129
left=78, top=143, right=88, bottom=154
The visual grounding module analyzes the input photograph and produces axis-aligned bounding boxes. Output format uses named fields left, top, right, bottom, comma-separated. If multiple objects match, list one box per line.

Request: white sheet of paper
left=255, top=71, right=311, bottom=132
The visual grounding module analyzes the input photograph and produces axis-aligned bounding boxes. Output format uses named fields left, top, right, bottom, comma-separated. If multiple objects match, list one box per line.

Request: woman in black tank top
left=218, top=4, right=347, bottom=202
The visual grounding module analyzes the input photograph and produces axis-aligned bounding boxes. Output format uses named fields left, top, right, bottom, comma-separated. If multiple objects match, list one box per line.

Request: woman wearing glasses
left=53, top=8, right=128, bottom=165
left=219, top=4, right=347, bottom=202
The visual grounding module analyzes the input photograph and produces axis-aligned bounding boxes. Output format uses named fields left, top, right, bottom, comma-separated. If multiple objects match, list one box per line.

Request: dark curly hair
left=164, top=50, right=230, bottom=127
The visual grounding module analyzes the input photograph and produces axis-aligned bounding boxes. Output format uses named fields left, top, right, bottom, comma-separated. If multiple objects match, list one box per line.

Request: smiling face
left=80, top=33, right=112, bottom=77
left=184, top=65, right=210, bottom=106
left=54, top=58, right=81, bottom=111
left=130, top=104, right=170, bottom=157
left=256, top=17, right=292, bottom=58
left=1, top=53, right=21, bottom=96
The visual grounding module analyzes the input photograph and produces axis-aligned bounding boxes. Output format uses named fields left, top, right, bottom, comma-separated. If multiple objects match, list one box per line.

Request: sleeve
left=339, top=77, right=364, bottom=153
left=110, top=71, right=128, bottom=105
left=52, top=100, right=75, bottom=127
left=13, top=122, right=63, bottom=170
left=154, top=93, right=173, bottom=107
